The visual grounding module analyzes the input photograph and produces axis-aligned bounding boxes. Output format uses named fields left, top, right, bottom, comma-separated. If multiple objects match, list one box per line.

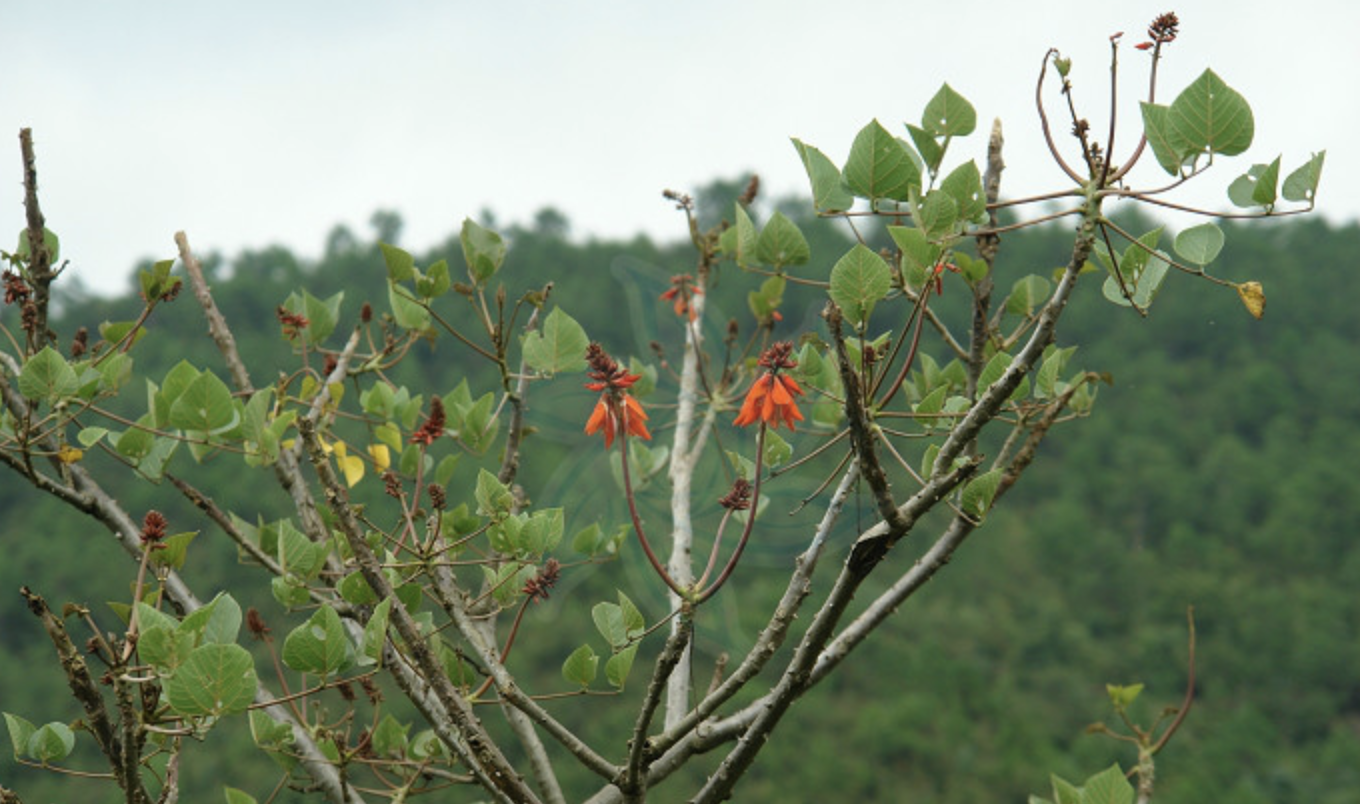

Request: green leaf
left=522, top=508, right=565, bottom=555
left=281, top=606, right=355, bottom=676
left=1082, top=763, right=1135, bottom=804
left=409, top=729, right=445, bottom=761
left=843, top=120, right=920, bottom=202
left=922, top=83, right=977, bottom=137
left=522, top=307, right=589, bottom=375
left=1228, top=159, right=1282, bottom=209
left=138, top=259, right=178, bottom=301
left=1106, top=682, right=1145, bottom=710
left=763, top=428, right=792, bottom=469
left=1282, top=150, right=1325, bottom=203
left=1139, top=102, right=1191, bottom=175
left=748, top=275, right=785, bottom=321
left=186, top=592, right=242, bottom=645
left=5, top=712, right=37, bottom=756
left=617, top=591, right=645, bottom=636
left=1005, top=275, right=1051, bottom=317
left=732, top=204, right=759, bottom=267
left=572, top=523, right=604, bottom=555
left=829, top=244, right=892, bottom=327
left=224, top=787, right=260, bottom=804
left=164, top=643, right=258, bottom=716
left=562, top=644, right=598, bottom=687
left=138, top=625, right=192, bottom=671
left=270, top=574, right=310, bottom=608
left=135, top=601, right=181, bottom=634
left=977, top=351, right=1013, bottom=391
left=961, top=468, right=1003, bottom=518
left=387, top=284, right=431, bottom=331
left=461, top=218, right=506, bottom=284
left=790, top=138, right=854, bottom=213
left=755, top=211, right=810, bottom=268
left=939, top=160, right=987, bottom=224
left=380, top=242, right=414, bottom=282
left=1036, top=346, right=1077, bottom=399
left=905, top=124, right=943, bottom=175
left=416, top=259, right=451, bottom=299
left=99, top=319, right=147, bottom=350
left=592, top=602, right=629, bottom=648
left=339, top=570, right=380, bottom=604
left=147, top=530, right=196, bottom=570
left=1173, top=223, right=1224, bottom=266
left=1251, top=156, right=1282, bottom=207
left=475, top=468, right=513, bottom=519
left=169, top=370, right=238, bottom=434
left=285, top=289, right=342, bottom=346
left=1168, top=69, right=1254, bottom=158
left=1051, top=775, right=1083, bottom=804
left=18, top=346, right=79, bottom=401
left=362, top=597, right=392, bottom=664
left=26, top=722, right=75, bottom=763
left=371, top=714, right=410, bottom=759
left=887, top=226, right=942, bottom=289
left=277, top=519, right=329, bottom=580
left=605, top=643, right=639, bottom=689
left=15, top=226, right=60, bottom=263
left=917, top=190, right=959, bottom=240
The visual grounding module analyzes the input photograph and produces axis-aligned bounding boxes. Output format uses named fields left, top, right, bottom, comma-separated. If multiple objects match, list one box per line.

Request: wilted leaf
left=1235, top=281, right=1266, bottom=319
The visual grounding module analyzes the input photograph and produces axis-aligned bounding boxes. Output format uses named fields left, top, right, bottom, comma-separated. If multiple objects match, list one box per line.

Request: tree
left=0, top=16, right=1326, bottom=804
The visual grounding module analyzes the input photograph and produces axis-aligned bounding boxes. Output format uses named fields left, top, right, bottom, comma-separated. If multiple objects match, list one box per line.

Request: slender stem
left=618, top=416, right=685, bottom=597
left=1036, top=51, right=1085, bottom=183
left=695, top=424, right=766, bottom=603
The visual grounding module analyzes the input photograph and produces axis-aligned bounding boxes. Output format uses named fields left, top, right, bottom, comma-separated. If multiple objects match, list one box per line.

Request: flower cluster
left=718, top=478, right=753, bottom=511
left=140, top=510, right=168, bottom=544
left=584, top=343, right=651, bottom=449
left=410, top=397, right=447, bottom=446
left=522, top=558, right=562, bottom=602
left=1135, top=11, right=1178, bottom=50
left=276, top=305, right=310, bottom=340
left=733, top=341, right=805, bottom=430
left=660, top=274, right=702, bottom=321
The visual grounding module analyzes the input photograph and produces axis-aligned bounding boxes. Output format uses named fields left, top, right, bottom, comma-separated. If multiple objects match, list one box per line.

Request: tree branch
left=297, top=416, right=542, bottom=804
left=19, top=129, right=55, bottom=352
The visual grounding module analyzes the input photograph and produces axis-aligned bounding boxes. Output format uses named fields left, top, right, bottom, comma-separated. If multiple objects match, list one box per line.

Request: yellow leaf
left=57, top=446, right=84, bottom=464
left=1235, top=281, right=1266, bottom=319
left=338, top=453, right=365, bottom=487
left=367, top=444, right=391, bottom=471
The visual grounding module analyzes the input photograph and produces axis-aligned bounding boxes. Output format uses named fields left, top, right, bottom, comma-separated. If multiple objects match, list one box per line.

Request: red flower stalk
left=734, top=342, right=805, bottom=430
left=584, top=343, right=651, bottom=449
left=659, top=274, right=702, bottom=321
left=410, top=397, right=446, bottom=446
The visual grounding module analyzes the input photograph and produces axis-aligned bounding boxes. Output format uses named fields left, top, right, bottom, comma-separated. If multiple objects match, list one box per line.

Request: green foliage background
left=2, top=186, right=1357, bottom=802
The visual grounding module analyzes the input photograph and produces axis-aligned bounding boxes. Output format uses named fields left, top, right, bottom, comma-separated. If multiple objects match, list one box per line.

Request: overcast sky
left=4, top=1, right=1355, bottom=296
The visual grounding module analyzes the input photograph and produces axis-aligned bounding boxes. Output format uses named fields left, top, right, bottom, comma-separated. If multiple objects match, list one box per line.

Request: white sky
left=3, top=1, right=1355, bottom=296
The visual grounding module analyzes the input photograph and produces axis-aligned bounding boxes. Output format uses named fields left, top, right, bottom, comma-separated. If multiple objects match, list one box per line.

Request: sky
left=3, top=1, right=1355, bottom=297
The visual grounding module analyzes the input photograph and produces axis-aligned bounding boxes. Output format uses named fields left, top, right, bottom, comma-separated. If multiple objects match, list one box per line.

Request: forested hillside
left=2, top=188, right=1357, bottom=802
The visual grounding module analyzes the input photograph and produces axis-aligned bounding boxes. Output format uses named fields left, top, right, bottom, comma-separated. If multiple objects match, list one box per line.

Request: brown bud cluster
left=719, top=478, right=754, bottom=511
left=522, top=558, right=562, bottom=602
left=409, top=397, right=447, bottom=446
left=140, top=510, right=168, bottom=544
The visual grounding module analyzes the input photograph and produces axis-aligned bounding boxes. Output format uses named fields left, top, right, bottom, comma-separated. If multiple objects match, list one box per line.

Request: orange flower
left=584, top=343, right=652, bottom=449
left=733, top=342, right=804, bottom=430
left=660, top=274, right=701, bottom=321
left=585, top=393, right=651, bottom=449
